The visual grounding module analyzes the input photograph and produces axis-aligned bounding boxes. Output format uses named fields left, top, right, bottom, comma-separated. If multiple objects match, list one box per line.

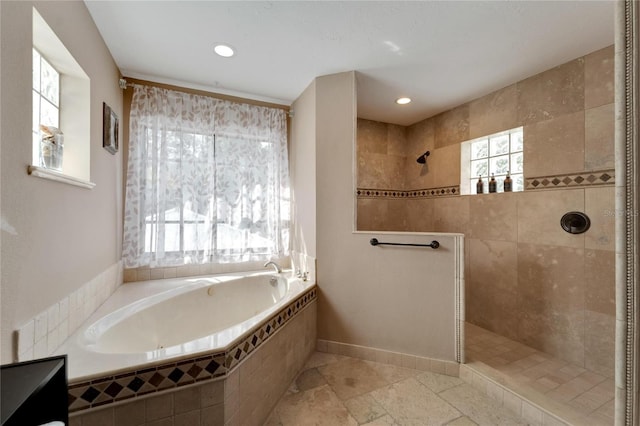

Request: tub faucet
left=264, top=261, right=282, bottom=273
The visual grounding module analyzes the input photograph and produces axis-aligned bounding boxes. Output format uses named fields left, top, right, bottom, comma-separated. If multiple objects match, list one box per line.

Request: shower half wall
left=356, top=45, right=615, bottom=379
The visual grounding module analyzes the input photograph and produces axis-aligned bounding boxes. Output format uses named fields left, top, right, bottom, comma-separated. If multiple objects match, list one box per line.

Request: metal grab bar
left=369, top=238, right=439, bottom=249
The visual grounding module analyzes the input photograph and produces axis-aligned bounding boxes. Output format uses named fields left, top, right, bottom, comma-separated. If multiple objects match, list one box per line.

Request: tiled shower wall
left=357, top=45, right=615, bottom=377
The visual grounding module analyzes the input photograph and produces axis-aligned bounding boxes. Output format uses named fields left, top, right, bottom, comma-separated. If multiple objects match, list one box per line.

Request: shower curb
left=461, top=362, right=574, bottom=426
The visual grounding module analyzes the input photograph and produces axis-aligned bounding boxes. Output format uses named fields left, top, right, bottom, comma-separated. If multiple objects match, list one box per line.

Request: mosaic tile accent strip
left=225, top=288, right=317, bottom=371
left=67, top=286, right=317, bottom=413
left=525, top=169, right=615, bottom=190
left=357, top=186, right=460, bottom=199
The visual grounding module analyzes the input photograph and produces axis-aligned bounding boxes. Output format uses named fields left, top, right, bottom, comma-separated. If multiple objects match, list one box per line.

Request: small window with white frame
left=32, top=48, right=62, bottom=171
left=30, top=7, right=92, bottom=187
left=460, top=127, right=524, bottom=194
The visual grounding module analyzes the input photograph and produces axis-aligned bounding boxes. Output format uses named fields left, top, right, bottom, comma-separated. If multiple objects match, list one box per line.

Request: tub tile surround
left=123, top=257, right=292, bottom=284
left=67, top=285, right=317, bottom=418
left=16, top=261, right=123, bottom=362
left=69, top=299, right=316, bottom=426
left=290, top=251, right=317, bottom=285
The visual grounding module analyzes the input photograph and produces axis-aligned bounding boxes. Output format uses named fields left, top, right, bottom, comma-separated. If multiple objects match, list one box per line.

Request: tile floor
left=265, top=351, right=527, bottom=425
left=465, top=323, right=614, bottom=426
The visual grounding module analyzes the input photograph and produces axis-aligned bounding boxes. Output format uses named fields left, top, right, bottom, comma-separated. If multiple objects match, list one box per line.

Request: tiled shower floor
left=464, top=322, right=614, bottom=425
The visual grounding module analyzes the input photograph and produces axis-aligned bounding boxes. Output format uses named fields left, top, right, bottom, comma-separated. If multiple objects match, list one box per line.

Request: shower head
left=417, top=151, right=430, bottom=164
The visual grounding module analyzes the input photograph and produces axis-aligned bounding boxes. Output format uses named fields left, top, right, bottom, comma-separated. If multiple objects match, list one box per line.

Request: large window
left=461, top=127, right=524, bottom=194
left=124, top=85, right=290, bottom=268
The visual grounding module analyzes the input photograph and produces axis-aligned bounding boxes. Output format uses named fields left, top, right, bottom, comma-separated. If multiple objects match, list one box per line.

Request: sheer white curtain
left=123, top=85, right=289, bottom=268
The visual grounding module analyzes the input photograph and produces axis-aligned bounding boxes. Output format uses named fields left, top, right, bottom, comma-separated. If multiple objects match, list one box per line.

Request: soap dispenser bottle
left=503, top=171, right=512, bottom=192
left=476, top=176, right=484, bottom=194
left=489, top=173, right=497, bottom=193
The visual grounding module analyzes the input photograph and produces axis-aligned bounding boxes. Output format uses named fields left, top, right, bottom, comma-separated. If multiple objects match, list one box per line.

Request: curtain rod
left=118, top=77, right=292, bottom=113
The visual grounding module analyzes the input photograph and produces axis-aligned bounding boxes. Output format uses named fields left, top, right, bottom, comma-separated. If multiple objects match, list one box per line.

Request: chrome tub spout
left=264, top=261, right=282, bottom=273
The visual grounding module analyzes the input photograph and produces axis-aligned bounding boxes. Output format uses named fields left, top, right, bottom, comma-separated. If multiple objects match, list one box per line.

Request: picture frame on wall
left=103, top=102, right=119, bottom=154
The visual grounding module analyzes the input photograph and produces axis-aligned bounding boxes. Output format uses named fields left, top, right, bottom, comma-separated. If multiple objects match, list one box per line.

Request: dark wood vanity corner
left=1, top=355, right=68, bottom=426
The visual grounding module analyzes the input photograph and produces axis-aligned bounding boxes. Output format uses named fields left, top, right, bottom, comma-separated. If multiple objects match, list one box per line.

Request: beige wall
left=291, top=80, right=317, bottom=259
left=290, top=71, right=461, bottom=361
left=356, top=46, right=615, bottom=376
left=0, top=1, right=123, bottom=362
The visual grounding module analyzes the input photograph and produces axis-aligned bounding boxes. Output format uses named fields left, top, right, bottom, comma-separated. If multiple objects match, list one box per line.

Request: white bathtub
left=56, top=270, right=314, bottom=382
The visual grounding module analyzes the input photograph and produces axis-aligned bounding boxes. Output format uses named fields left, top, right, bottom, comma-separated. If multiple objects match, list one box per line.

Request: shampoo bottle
left=503, top=171, right=512, bottom=192
left=489, top=173, right=497, bottom=193
left=476, top=176, right=484, bottom=194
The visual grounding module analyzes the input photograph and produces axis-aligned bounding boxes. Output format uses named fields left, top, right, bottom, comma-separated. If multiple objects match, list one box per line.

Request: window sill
left=27, top=165, right=95, bottom=189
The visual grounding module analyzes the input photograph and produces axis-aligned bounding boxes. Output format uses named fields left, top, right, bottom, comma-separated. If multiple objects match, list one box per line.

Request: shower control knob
left=560, top=211, right=590, bottom=234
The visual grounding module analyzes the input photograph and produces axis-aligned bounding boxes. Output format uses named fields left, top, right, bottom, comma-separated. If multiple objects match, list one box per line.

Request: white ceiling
left=84, top=1, right=614, bottom=126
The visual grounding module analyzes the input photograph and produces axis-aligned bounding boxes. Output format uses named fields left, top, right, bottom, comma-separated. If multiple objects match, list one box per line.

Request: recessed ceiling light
left=214, top=44, right=235, bottom=58
left=396, top=97, right=411, bottom=105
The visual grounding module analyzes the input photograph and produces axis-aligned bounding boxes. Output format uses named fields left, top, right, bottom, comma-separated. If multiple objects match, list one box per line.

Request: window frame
left=140, top=130, right=280, bottom=261
left=29, top=7, right=94, bottom=189
left=460, top=127, right=524, bottom=195
left=32, top=48, right=61, bottom=166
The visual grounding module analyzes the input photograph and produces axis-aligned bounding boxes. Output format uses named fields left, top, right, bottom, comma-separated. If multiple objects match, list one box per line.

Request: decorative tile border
left=67, top=286, right=317, bottom=413
left=356, top=170, right=615, bottom=198
left=525, top=169, right=615, bottom=190
left=356, top=185, right=460, bottom=199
